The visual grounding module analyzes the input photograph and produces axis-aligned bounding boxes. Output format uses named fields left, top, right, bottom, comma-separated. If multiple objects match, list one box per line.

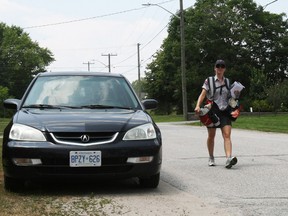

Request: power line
left=23, top=7, right=144, bottom=29
left=25, top=0, right=177, bottom=78
left=141, top=23, right=169, bottom=50
left=114, top=23, right=169, bottom=66
left=23, top=1, right=176, bottom=29
left=112, top=2, right=176, bottom=67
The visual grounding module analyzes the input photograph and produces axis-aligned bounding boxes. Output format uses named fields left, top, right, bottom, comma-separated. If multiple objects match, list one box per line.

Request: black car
left=2, top=72, right=162, bottom=191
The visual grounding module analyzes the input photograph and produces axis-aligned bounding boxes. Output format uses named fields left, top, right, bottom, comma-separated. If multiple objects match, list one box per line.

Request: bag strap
left=224, top=78, right=231, bottom=90
left=207, top=76, right=216, bottom=100
left=225, top=78, right=232, bottom=98
left=207, top=77, right=231, bottom=100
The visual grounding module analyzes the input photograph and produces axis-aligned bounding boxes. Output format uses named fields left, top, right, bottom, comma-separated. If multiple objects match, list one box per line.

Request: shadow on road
left=16, top=177, right=161, bottom=196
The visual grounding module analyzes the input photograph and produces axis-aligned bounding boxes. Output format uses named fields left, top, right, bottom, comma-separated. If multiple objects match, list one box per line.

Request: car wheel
left=139, top=173, right=160, bottom=188
left=4, top=176, right=25, bottom=192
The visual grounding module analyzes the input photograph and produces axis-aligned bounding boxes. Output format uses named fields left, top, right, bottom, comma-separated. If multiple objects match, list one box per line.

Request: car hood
left=13, top=109, right=152, bottom=132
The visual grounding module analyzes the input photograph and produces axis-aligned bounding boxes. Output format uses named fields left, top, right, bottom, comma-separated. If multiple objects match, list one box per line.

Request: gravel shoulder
left=106, top=180, right=231, bottom=216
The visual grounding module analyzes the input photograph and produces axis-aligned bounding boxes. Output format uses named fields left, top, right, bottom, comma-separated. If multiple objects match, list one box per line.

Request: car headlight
left=9, top=123, right=46, bottom=141
left=123, top=123, right=156, bottom=140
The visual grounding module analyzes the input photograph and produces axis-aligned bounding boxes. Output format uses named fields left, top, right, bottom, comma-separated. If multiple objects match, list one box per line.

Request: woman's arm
left=194, top=88, right=207, bottom=114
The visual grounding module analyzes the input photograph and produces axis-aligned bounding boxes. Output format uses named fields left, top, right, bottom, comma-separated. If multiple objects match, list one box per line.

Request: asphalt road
left=11, top=122, right=287, bottom=215
left=158, top=122, right=288, bottom=216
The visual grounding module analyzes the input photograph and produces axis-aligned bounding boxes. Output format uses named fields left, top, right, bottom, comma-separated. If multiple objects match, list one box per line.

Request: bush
left=266, top=80, right=288, bottom=112
left=251, top=100, right=272, bottom=112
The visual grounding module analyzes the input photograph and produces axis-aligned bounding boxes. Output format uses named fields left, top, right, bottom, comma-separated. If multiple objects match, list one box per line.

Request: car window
left=23, top=75, right=140, bottom=109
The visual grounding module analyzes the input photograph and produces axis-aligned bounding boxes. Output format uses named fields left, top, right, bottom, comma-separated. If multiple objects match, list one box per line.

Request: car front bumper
left=3, top=139, right=162, bottom=180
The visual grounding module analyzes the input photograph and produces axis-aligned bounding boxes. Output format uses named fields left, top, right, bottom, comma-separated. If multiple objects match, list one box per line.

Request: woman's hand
left=194, top=106, right=201, bottom=115
left=194, top=89, right=207, bottom=115
left=231, top=109, right=240, bottom=118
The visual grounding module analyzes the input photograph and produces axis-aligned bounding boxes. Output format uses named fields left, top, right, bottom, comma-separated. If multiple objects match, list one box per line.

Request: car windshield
left=23, top=75, right=140, bottom=109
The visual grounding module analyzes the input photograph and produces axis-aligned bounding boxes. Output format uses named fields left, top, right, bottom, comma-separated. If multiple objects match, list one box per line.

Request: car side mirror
left=141, top=99, right=158, bottom=110
left=4, top=99, right=21, bottom=110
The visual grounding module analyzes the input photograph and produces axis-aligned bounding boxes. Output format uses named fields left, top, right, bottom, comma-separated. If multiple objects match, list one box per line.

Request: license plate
left=69, top=151, right=101, bottom=167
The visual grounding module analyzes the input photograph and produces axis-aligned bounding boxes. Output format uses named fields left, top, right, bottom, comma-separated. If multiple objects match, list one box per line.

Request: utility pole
left=179, top=0, right=188, bottom=121
left=83, top=61, right=94, bottom=72
left=101, top=53, right=117, bottom=72
left=137, top=43, right=141, bottom=98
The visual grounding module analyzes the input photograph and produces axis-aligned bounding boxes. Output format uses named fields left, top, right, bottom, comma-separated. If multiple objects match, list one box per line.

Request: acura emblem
left=80, top=134, right=90, bottom=143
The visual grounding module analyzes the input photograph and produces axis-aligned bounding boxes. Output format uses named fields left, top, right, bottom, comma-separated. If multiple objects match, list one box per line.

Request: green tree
left=131, top=78, right=147, bottom=100
left=0, top=85, right=12, bottom=117
left=266, top=79, right=288, bottom=112
left=144, top=0, right=288, bottom=114
left=144, top=44, right=180, bottom=114
left=0, top=23, right=54, bottom=98
left=249, top=68, right=267, bottom=100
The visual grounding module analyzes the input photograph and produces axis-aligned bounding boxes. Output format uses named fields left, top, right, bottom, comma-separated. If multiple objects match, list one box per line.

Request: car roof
left=37, top=71, right=125, bottom=78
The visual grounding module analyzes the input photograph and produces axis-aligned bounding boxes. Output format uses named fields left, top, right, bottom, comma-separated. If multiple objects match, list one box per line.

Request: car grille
left=50, top=132, right=119, bottom=146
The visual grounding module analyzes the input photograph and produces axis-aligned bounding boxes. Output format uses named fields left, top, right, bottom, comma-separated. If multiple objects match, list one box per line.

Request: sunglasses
left=216, top=64, right=226, bottom=68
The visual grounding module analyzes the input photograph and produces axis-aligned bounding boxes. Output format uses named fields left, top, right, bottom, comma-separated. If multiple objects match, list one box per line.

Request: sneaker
left=208, top=157, right=215, bottom=166
left=225, top=156, right=237, bottom=169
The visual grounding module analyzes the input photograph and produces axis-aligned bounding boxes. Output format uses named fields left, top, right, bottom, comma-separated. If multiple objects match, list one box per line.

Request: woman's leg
left=221, top=125, right=232, bottom=158
left=221, top=125, right=237, bottom=168
left=207, top=127, right=216, bottom=157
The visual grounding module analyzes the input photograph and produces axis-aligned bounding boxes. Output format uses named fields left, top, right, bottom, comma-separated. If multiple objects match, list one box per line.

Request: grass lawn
left=187, top=113, right=288, bottom=134
left=0, top=119, right=10, bottom=137
left=150, top=113, right=288, bottom=134
left=150, top=114, right=184, bottom=122
left=232, top=114, right=288, bottom=133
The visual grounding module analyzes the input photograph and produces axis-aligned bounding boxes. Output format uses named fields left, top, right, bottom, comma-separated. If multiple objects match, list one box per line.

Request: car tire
left=139, top=173, right=160, bottom=188
left=4, top=176, right=25, bottom=192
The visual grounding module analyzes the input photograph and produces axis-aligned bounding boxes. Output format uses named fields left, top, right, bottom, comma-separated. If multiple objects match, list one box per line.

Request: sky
left=0, top=0, right=287, bottom=82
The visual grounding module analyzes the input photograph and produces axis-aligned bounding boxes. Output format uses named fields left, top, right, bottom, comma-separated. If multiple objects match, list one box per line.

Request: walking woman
left=194, top=60, right=239, bottom=168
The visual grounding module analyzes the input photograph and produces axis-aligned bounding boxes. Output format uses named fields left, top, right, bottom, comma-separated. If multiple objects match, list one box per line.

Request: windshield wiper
left=23, top=104, right=57, bottom=109
left=80, top=104, right=133, bottom=110
left=22, top=104, right=78, bottom=109
left=23, top=104, right=134, bottom=110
